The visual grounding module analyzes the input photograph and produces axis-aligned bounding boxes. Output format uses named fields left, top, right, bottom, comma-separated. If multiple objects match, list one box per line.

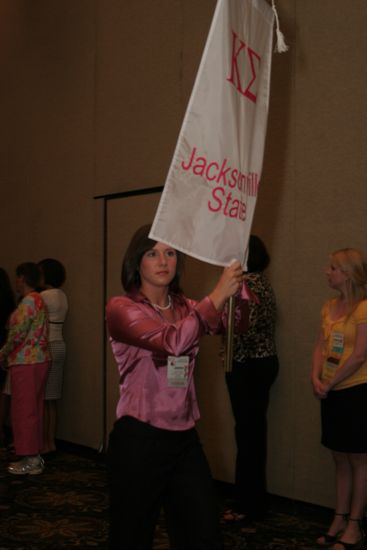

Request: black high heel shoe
left=333, top=518, right=365, bottom=549
left=316, top=513, right=349, bottom=546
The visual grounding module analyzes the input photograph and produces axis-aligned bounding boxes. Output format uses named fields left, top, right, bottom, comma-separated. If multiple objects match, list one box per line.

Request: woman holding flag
left=106, top=223, right=248, bottom=550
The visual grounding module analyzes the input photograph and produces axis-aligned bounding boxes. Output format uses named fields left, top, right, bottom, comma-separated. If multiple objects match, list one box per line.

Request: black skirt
left=321, top=383, right=367, bottom=453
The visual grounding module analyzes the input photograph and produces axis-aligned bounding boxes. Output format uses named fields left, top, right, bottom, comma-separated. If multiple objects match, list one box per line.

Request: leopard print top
left=233, top=271, right=277, bottom=361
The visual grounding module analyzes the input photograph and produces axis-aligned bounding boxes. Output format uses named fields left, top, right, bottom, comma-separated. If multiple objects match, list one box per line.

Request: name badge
left=324, top=331, right=344, bottom=379
left=167, top=356, right=189, bottom=388
left=331, top=331, right=344, bottom=355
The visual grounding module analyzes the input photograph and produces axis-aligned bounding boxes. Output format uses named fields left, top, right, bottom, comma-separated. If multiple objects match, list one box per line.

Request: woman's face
left=325, top=258, right=349, bottom=290
left=139, top=242, right=177, bottom=292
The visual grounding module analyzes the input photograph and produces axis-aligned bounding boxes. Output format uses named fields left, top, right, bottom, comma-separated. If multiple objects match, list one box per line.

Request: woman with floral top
left=225, top=235, right=279, bottom=522
left=0, top=263, right=50, bottom=475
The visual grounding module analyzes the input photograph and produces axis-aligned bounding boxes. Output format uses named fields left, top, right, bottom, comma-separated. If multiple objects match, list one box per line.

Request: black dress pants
left=107, top=416, right=222, bottom=550
left=226, top=356, right=279, bottom=518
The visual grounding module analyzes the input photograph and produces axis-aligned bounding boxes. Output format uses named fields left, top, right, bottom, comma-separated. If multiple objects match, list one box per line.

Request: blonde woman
left=311, top=248, right=367, bottom=549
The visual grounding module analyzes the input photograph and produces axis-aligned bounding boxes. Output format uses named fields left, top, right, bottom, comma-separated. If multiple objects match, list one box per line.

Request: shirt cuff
left=195, top=296, right=221, bottom=332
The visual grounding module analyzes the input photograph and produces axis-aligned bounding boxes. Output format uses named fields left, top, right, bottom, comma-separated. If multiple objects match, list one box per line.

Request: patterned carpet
left=0, top=449, right=108, bottom=549
left=0, top=445, right=336, bottom=549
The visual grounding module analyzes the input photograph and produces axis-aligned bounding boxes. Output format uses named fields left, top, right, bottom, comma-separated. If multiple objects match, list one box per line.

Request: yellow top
left=321, top=298, right=367, bottom=390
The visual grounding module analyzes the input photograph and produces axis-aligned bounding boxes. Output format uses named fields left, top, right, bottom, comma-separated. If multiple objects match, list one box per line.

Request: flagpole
left=224, top=296, right=235, bottom=372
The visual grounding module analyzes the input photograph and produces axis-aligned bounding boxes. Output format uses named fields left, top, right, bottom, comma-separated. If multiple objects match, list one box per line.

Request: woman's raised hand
left=209, top=261, right=244, bottom=311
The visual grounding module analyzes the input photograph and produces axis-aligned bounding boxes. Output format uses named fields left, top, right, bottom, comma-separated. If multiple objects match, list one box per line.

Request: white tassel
left=271, top=0, right=289, bottom=53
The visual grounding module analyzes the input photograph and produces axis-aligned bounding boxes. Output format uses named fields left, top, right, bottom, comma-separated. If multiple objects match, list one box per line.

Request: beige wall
left=0, top=0, right=367, bottom=508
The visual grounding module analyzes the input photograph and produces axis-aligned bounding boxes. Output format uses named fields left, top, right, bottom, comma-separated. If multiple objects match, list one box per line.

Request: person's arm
left=107, top=295, right=219, bottom=356
left=310, top=328, right=327, bottom=399
left=209, top=261, right=251, bottom=333
left=0, top=300, right=33, bottom=363
left=324, top=322, right=367, bottom=391
left=106, top=262, right=244, bottom=356
left=208, top=261, right=243, bottom=311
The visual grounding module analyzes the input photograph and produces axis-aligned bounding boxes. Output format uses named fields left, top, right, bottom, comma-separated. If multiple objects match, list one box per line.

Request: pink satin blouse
left=106, top=291, right=222, bottom=431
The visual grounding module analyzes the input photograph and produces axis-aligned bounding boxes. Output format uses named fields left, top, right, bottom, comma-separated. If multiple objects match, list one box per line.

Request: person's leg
left=0, top=371, right=12, bottom=446
left=35, top=363, right=49, bottom=453
left=0, top=392, right=11, bottom=446
left=226, top=357, right=278, bottom=518
left=226, top=363, right=252, bottom=514
left=42, top=400, right=50, bottom=452
left=163, top=429, right=222, bottom=550
left=235, top=397, right=266, bottom=516
left=42, top=399, right=57, bottom=453
left=349, top=452, right=367, bottom=519
left=8, top=362, right=48, bottom=475
left=317, top=451, right=351, bottom=544
left=331, top=453, right=367, bottom=548
left=43, top=340, right=64, bottom=453
left=48, top=400, right=57, bottom=451
left=10, top=362, right=48, bottom=457
left=108, top=417, right=167, bottom=550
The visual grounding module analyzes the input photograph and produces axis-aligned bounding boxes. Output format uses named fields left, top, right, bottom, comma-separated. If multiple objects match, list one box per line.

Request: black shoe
left=333, top=518, right=365, bottom=549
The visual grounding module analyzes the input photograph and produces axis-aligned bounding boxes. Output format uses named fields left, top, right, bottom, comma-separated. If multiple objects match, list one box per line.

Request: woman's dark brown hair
left=16, top=262, right=41, bottom=289
left=121, top=224, right=184, bottom=293
left=38, top=258, right=66, bottom=288
left=246, top=235, right=270, bottom=273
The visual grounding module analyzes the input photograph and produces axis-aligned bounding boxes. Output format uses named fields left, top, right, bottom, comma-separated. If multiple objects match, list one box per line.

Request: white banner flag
left=150, top=0, right=274, bottom=267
